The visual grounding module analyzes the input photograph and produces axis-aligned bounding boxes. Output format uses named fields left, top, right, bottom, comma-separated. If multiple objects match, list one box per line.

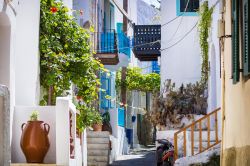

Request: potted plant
left=102, top=111, right=112, bottom=134
left=20, top=111, right=50, bottom=163
left=92, top=111, right=103, bottom=131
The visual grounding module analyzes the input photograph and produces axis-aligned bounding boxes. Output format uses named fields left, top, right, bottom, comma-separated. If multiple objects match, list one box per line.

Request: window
left=231, top=0, right=240, bottom=84
left=231, top=0, right=249, bottom=84
left=243, top=0, right=250, bottom=76
left=177, top=0, right=199, bottom=16
left=180, top=0, right=199, bottom=12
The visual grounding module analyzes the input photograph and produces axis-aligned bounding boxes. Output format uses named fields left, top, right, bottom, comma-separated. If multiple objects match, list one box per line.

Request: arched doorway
left=209, top=44, right=217, bottom=112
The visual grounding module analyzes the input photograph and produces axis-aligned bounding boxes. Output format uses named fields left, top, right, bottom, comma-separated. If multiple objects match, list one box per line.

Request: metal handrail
left=174, top=107, right=221, bottom=160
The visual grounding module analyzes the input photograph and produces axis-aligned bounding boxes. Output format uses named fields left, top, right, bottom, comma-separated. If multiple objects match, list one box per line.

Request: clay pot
left=20, top=121, right=50, bottom=163
left=93, top=123, right=102, bottom=131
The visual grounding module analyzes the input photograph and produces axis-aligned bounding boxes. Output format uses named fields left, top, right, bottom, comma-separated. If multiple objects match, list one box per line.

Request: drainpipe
left=219, top=0, right=226, bottom=165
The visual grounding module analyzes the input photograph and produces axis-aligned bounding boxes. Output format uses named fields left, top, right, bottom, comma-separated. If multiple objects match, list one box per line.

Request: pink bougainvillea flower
left=50, top=7, right=58, bottom=13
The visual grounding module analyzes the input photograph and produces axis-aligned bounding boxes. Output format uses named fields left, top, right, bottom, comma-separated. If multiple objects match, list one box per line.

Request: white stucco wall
left=73, top=0, right=90, bottom=27
left=0, top=0, right=19, bottom=153
left=15, top=0, right=40, bottom=106
left=161, top=0, right=201, bottom=87
left=207, top=0, right=221, bottom=113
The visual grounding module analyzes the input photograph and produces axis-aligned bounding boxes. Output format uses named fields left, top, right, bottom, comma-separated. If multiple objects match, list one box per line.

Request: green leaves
left=40, top=0, right=103, bottom=105
left=198, top=1, right=214, bottom=85
left=116, top=67, right=160, bottom=93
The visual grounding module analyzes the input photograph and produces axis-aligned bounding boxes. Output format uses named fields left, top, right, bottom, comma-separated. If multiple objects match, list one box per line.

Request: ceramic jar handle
left=43, top=123, right=50, bottom=135
left=21, top=123, right=26, bottom=132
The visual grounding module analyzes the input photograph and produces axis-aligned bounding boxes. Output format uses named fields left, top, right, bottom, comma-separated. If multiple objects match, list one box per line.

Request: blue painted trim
left=117, top=23, right=123, bottom=33
left=110, top=72, right=116, bottom=108
left=176, top=0, right=199, bottom=16
left=100, top=72, right=110, bottom=109
left=118, top=108, right=125, bottom=127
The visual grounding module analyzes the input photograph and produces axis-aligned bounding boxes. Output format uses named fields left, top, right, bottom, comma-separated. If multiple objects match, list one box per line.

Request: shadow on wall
left=0, top=12, right=11, bottom=89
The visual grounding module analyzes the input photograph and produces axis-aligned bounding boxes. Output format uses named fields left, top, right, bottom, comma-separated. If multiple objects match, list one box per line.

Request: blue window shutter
left=107, top=75, right=111, bottom=108
left=243, top=0, right=250, bottom=76
left=100, top=73, right=109, bottom=109
left=232, top=0, right=240, bottom=84
left=118, top=108, right=125, bottom=127
left=110, top=73, right=116, bottom=108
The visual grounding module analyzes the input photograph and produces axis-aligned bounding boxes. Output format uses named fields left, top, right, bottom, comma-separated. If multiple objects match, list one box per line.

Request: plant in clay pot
left=92, top=111, right=103, bottom=131
left=20, top=111, right=50, bottom=163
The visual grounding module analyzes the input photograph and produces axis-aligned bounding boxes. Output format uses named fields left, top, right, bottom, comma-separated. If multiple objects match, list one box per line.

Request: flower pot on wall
left=20, top=121, right=50, bottom=163
left=93, top=123, right=102, bottom=131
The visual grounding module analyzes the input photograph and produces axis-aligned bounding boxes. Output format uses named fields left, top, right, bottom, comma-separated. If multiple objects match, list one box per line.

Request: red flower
left=79, top=9, right=83, bottom=16
left=76, top=96, right=82, bottom=100
left=50, top=7, right=58, bottom=13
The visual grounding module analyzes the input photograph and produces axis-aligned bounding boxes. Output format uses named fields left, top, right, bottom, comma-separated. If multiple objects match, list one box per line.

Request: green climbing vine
left=116, top=67, right=160, bottom=93
left=39, top=0, right=103, bottom=105
left=198, top=1, right=214, bottom=85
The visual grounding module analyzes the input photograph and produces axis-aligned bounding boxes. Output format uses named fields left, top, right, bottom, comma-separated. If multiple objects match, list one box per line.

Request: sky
left=142, top=0, right=160, bottom=8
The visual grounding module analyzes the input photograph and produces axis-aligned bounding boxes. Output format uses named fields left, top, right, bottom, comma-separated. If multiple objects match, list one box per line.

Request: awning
left=110, top=0, right=132, bottom=23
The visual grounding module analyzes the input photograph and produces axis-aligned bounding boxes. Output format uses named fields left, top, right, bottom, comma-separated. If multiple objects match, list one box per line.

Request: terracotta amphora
left=20, top=121, right=50, bottom=163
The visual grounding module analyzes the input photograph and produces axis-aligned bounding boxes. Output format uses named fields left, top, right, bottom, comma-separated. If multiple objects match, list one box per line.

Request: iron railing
left=133, top=25, right=161, bottom=61
left=93, top=29, right=118, bottom=54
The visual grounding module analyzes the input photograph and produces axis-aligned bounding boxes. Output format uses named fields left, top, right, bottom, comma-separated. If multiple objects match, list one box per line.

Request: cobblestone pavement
left=110, top=145, right=156, bottom=166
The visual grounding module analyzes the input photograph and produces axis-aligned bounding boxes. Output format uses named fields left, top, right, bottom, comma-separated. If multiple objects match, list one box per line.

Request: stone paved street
left=110, top=146, right=156, bottom=166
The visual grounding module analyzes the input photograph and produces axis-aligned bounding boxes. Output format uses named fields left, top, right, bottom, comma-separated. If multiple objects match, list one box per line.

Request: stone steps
left=11, top=164, right=57, bottom=166
left=87, top=161, right=108, bottom=166
left=87, top=131, right=110, bottom=166
left=88, top=150, right=109, bottom=156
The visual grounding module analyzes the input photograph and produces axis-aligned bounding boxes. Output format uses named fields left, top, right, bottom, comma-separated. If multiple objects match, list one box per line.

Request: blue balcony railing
left=117, top=32, right=131, bottom=58
left=94, top=29, right=118, bottom=54
left=93, top=30, right=119, bottom=65
left=133, top=25, right=161, bottom=61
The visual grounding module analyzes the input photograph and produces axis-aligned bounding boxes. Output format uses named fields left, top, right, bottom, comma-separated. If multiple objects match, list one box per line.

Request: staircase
left=87, top=131, right=110, bottom=166
left=174, top=108, right=221, bottom=160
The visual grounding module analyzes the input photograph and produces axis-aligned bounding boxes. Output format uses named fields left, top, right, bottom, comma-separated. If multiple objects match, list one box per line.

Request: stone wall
left=0, top=85, right=10, bottom=166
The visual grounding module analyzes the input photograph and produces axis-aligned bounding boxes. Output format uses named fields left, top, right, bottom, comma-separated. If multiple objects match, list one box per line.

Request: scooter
left=156, top=139, right=174, bottom=166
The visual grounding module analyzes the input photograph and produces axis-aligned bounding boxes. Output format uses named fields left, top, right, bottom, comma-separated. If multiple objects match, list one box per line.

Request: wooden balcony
left=93, top=30, right=119, bottom=65
left=133, top=25, right=161, bottom=61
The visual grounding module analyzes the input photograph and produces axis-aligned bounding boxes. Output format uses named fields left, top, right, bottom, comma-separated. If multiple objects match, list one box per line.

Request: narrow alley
left=111, top=146, right=156, bottom=166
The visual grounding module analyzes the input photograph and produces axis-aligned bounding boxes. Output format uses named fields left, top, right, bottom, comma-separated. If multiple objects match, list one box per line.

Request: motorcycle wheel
left=156, top=148, right=163, bottom=166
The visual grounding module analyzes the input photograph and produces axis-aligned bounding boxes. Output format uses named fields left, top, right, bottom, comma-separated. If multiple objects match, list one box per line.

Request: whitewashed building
left=1, top=0, right=87, bottom=165
left=161, top=0, right=201, bottom=87
left=158, top=0, right=222, bottom=164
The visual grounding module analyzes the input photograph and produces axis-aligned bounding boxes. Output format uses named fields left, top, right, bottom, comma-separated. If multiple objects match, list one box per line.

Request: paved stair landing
left=87, top=131, right=110, bottom=166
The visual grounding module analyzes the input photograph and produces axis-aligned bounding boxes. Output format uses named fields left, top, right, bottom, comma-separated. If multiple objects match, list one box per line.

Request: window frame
left=176, top=0, right=199, bottom=16
left=231, top=0, right=240, bottom=84
left=242, top=0, right=250, bottom=76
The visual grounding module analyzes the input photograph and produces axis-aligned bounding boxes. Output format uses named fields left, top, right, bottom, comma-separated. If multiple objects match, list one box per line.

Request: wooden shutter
left=232, top=0, right=240, bottom=84
left=100, top=73, right=109, bottom=109
left=243, top=0, right=250, bottom=76
left=110, top=72, right=116, bottom=108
